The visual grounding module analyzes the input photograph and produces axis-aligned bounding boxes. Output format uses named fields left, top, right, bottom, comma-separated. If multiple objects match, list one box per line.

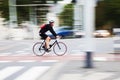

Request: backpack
left=40, top=24, right=46, bottom=29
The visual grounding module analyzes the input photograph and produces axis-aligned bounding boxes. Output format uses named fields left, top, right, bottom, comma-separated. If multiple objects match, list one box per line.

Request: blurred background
left=0, top=0, right=120, bottom=40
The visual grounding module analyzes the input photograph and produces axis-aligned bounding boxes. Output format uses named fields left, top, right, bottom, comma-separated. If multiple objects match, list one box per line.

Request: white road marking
left=15, top=66, right=50, bottom=80
left=41, top=60, right=58, bottom=63
left=0, top=60, right=13, bottom=63
left=15, top=51, right=25, bottom=53
left=93, top=57, right=107, bottom=61
left=0, top=66, right=23, bottom=80
left=13, top=51, right=31, bottom=56
left=70, top=51, right=85, bottom=55
left=0, top=52, right=12, bottom=56
left=18, top=60, right=37, bottom=62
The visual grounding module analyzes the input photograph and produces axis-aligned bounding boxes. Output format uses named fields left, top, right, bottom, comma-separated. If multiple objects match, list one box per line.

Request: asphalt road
left=0, top=38, right=114, bottom=56
left=0, top=38, right=119, bottom=80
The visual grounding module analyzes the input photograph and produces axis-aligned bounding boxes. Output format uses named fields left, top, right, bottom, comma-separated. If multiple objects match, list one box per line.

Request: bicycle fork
left=56, top=41, right=61, bottom=50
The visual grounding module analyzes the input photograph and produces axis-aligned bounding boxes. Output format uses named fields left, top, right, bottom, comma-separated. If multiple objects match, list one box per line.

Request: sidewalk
left=38, top=60, right=120, bottom=80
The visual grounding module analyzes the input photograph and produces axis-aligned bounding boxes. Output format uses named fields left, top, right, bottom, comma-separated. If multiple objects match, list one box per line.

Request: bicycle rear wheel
left=33, top=42, right=46, bottom=56
left=53, top=42, right=67, bottom=56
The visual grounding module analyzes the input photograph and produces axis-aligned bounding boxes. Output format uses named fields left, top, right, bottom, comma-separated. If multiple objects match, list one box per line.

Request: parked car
left=74, top=30, right=110, bottom=38
left=47, top=27, right=74, bottom=38
left=74, top=30, right=85, bottom=38
left=93, top=30, right=110, bottom=38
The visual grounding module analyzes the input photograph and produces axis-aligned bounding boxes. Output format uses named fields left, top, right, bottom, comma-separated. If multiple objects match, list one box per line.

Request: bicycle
left=33, top=38, right=67, bottom=56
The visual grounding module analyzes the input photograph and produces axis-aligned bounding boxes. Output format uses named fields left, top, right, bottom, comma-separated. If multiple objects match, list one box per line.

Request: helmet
left=49, top=20, right=54, bottom=23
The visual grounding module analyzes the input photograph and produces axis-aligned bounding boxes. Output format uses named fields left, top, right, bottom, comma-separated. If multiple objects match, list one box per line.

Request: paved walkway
left=38, top=60, right=120, bottom=80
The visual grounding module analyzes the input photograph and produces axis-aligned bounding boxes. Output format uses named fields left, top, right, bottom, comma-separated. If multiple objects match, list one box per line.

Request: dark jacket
left=39, top=24, right=57, bottom=37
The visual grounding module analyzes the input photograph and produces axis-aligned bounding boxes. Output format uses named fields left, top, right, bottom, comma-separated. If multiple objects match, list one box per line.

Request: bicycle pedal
left=42, top=46, right=45, bottom=48
left=45, top=49, right=51, bottom=52
left=49, top=45, right=52, bottom=48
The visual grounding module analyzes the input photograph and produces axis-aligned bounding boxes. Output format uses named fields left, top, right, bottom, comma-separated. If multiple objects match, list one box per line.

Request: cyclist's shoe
left=49, top=45, right=52, bottom=48
left=45, top=48, right=51, bottom=52
left=42, top=46, right=45, bottom=49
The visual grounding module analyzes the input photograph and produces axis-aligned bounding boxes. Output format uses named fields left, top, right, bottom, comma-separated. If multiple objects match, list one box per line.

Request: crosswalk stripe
left=0, top=66, right=24, bottom=80
left=15, top=66, right=50, bottom=80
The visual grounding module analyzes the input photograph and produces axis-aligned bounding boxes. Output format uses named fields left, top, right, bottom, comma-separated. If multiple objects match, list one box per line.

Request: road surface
left=0, top=38, right=119, bottom=80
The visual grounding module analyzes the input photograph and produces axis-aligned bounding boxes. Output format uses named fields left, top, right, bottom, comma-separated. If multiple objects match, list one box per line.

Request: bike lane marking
left=0, top=53, right=119, bottom=61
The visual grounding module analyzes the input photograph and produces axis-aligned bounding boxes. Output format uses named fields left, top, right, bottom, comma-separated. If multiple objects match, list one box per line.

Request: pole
left=9, top=0, right=18, bottom=28
left=83, top=0, right=96, bottom=68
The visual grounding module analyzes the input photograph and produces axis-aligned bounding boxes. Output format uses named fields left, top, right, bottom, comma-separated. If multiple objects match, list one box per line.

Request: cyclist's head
left=49, top=20, right=54, bottom=23
left=49, top=20, right=54, bottom=26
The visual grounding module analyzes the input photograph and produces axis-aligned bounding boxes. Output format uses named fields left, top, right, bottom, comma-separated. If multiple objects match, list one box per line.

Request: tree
left=59, top=4, right=74, bottom=28
left=0, top=0, right=30, bottom=21
left=0, top=0, right=63, bottom=22
left=96, top=1, right=106, bottom=29
left=0, top=0, right=9, bottom=20
left=104, top=0, right=120, bottom=27
left=96, top=0, right=120, bottom=30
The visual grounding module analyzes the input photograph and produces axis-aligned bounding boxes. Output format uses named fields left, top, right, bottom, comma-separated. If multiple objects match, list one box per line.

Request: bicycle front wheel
left=53, top=42, right=67, bottom=56
left=33, top=42, right=46, bottom=56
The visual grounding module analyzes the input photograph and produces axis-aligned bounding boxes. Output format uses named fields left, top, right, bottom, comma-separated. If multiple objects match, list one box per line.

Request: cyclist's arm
left=49, top=27, right=58, bottom=37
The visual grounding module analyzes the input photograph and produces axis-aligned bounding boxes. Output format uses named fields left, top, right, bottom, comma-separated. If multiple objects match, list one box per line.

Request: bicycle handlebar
left=55, top=36, right=61, bottom=41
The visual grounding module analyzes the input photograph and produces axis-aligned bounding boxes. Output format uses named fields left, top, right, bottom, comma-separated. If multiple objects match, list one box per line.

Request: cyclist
left=39, top=20, right=59, bottom=52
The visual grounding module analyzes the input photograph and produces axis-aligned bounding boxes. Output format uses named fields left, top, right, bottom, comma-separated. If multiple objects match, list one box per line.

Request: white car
left=74, top=30, right=85, bottom=38
left=74, top=30, right=110, bottom=38
left=93, top=30, right=110, bottom=37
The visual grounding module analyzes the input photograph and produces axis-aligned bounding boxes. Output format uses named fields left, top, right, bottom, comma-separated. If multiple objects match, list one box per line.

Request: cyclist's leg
left=40, top=33, right=51, bottom=52
left=39, top=33, right=46, bottom=47
left=45, top=36, right=51, bottom=50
